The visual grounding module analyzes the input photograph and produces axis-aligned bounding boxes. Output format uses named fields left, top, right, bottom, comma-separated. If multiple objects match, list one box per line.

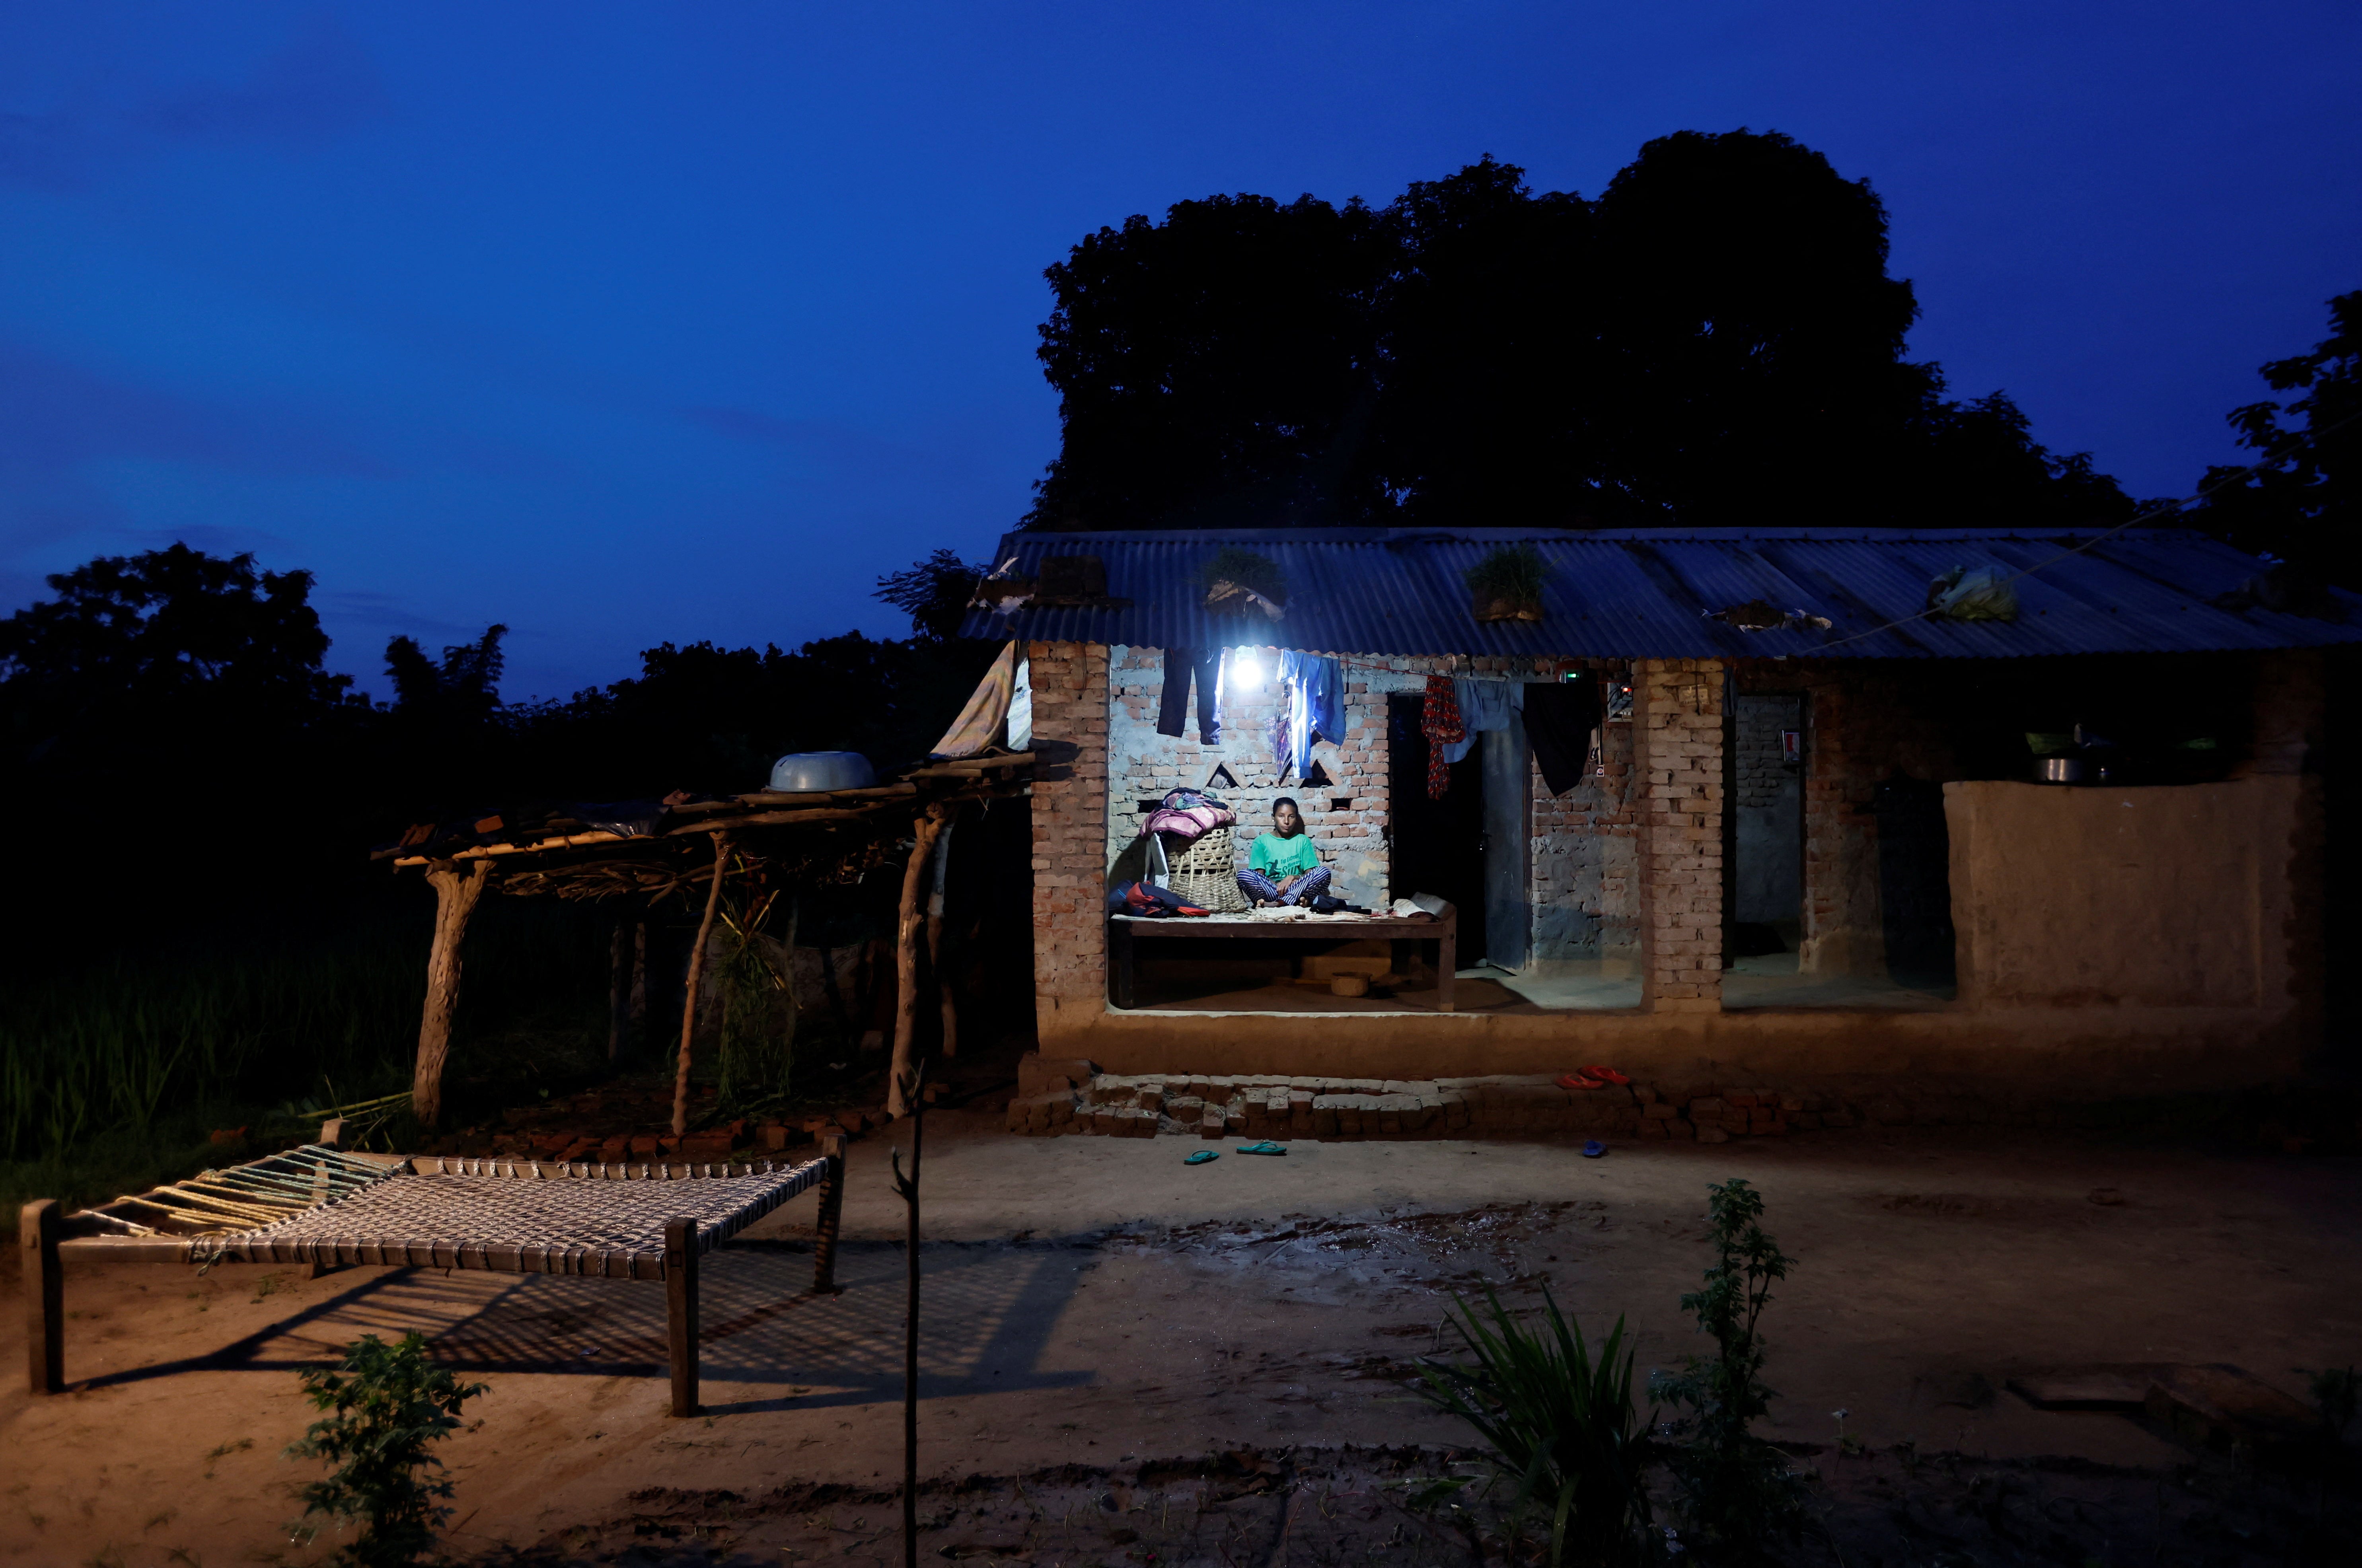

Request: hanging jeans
left=1156, top=647, right=1223, bottom=744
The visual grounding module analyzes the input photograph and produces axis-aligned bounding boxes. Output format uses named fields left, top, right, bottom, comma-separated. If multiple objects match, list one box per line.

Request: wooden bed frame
left=19, top=1123, right=846, bottom=1418
left=1107, top=903, right=1458, bottom=1012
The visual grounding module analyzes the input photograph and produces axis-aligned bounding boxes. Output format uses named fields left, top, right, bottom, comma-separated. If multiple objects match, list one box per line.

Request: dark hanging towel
left=1524, top=679, right=1601, bottom=796
left=1155, top=647, right=1223, bottom=745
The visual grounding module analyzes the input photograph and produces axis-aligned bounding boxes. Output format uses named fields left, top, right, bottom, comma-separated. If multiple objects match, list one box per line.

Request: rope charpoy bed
left=22, top=1130, right=849, bottom=1412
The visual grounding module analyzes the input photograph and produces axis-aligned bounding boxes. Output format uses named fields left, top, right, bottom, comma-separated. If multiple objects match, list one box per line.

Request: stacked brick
left=1632, top=659, right=1725, bottom=1012
left=1027, top=641, right=1111, bottom=1020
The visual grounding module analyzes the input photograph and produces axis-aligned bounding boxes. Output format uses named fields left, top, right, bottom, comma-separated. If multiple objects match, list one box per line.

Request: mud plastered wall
left=1107, top=647, right=1638, bottom=951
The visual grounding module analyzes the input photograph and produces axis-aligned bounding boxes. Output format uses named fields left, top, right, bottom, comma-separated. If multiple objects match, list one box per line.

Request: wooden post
left=926, top=812, right=959, bottom=1058
left=672, top=835, right=732, bottom=1138
left=411, top=859, right=492, bottom=1131
left=608, top=901, right=633, bottom=1061
left=888, top=808, right=949, bottom=1118
left=812, top=1134, right=845, bottom=1294
left=309, top=1125, right=345, bottom=1279
left=629, top=916, right=648, bottom=1044
left=665, top=1216, right=699, bottom=1417
left=22, top=1200, right=63, bottom=1395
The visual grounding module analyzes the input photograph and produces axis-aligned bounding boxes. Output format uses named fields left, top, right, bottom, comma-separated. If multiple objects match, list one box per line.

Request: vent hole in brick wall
left=1330, top=797, right=1353, bottom=811
left=1137, top=799, right=1164, bottom=813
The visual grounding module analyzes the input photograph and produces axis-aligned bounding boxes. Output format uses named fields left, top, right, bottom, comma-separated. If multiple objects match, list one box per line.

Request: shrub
left=1417, top=1286, right=1657, bottom=1567
left=285, top=1332, right=487, bottom=1567
left=1464, top=543, right=1548, bottom=607
left=1196, top=547, right=1288, bottom=606
left=1648, top=1178, right=1807, bottom=1556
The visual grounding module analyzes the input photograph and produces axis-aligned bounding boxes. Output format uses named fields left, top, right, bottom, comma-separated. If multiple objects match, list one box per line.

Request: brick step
left=1005, top=1067, right=1852, bottom=1142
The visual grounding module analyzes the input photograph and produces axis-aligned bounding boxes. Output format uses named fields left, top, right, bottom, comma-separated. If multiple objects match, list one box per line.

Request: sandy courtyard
left=5, top=1118, right=2358, bottom=1564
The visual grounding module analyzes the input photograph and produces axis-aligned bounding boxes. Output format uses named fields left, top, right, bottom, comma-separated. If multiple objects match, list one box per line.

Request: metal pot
left=2039, top=756, right=2084, bottom=785
left=767, top=750, right=877, bottom=792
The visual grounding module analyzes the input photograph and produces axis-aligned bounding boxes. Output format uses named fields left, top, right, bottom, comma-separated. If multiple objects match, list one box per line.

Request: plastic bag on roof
left=1927, top=566, right=2020, bottom=623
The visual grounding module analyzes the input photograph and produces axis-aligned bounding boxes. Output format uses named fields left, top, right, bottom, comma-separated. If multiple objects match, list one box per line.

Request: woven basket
left=1161, top=825, right=1249, bottom=913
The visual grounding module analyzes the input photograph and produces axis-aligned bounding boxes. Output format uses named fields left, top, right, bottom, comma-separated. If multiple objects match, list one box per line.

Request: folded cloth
left=1523, top=679, right=1601, bottom=796
left=1140, top=801, right=1236, bottom=842
left=1106, top=881, right=1211, bottom=917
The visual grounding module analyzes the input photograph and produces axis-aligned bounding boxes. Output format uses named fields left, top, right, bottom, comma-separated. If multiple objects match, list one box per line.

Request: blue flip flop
left=1184, top=1149, right=1219, bottom=1165
left=1235, top=1141, right=1288, bottom=1156
left=1581, top=1139, right=1606, bottom=1158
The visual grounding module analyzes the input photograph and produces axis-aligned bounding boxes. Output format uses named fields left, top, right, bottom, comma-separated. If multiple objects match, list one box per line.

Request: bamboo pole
left=890, top=1060, right=927, bottom=1568
left=672, top=834, right=732, bottom=1138
left=412, top=860, right=492, bottom=1130
left=888, top=807, right=949, bottom=1119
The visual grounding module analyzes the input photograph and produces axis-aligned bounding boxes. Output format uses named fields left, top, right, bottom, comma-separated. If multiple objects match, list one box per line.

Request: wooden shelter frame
left=379, top=753, right=1033, bottom=1131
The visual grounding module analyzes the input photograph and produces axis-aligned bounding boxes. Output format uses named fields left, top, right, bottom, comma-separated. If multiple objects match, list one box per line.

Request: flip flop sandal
left=1577, top=1066, right=1632, bottom=1086
left=1235, top=1141, right=1288, bottom=1156
left=1184, top=1149, right=1219, bottom=1165
left=1582, top=1140, right=1607, bottom=1158
left=1557, top=1072, right=1605, bottom=1091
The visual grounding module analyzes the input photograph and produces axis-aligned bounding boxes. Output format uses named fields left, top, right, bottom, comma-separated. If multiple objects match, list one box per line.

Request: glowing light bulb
left=1231, top=648, right=1263, bottom=686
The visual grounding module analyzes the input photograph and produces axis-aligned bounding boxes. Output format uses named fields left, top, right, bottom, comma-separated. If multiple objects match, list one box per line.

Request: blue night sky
left=3, top=4, right=2356, bottom=701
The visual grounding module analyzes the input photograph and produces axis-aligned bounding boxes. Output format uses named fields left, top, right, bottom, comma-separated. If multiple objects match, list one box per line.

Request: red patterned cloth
left=1421, top=674, right=1464, bottom=799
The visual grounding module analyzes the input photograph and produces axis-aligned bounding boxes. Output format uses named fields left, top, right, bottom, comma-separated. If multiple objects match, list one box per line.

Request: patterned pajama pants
left=1237, top=866, right=1333, bottom=906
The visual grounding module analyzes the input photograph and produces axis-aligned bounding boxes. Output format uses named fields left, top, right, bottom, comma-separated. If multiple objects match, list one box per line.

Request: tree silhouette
left=2195, top=290, right=2361, bottom=588
left=1021, top=133, right=2132, bottom=533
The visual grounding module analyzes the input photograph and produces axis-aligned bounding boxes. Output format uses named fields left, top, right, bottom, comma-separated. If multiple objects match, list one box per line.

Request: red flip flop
left=1556, top=1072, right=1605, bottom=1091
left=1577, top=1065, right=1632, bottom=1086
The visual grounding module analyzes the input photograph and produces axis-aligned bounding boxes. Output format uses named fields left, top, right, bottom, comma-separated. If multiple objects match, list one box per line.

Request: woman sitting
left=1238, top=796, right=1332, bottom=907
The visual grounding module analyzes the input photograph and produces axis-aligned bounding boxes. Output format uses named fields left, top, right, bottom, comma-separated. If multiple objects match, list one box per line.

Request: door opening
left=1731, top=693, right=1804, bottom=957
left=1388, top=694, right=1487, bottom=962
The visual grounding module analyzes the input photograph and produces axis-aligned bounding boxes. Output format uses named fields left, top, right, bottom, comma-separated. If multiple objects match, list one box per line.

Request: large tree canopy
left=1025, top=132, right=2133, bottom=533
left=2193, top=290, right=2361, bottom=588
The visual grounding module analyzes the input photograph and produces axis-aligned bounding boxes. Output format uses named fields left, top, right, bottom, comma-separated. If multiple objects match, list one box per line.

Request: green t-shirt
left=1249, top=830, right=1321, bottom=879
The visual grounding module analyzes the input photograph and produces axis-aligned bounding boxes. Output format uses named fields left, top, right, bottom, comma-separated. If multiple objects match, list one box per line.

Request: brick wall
left=1633, top=659, right=1724, bottom=1011
left=1528, top=712, right=1641, bottom=969
left=1028, top=640, right=1110, bottom=1022
left=1106, top=645, right=1390, bottom=901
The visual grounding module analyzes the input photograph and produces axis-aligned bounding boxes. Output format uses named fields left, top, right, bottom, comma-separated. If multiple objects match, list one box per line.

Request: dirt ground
left=4, top=1119, right=2358, bottom=1566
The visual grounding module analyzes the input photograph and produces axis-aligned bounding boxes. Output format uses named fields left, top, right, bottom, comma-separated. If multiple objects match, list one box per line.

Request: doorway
left=1731, top=694, right=1804, bottom=954
left=1387, top=693, right=1514, bottom=965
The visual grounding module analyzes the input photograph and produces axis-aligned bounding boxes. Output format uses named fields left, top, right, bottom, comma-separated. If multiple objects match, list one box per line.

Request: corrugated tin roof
left=957, top=527, right=2362, bottom=659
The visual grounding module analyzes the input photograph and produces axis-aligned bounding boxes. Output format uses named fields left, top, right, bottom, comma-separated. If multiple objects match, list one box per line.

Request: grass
left=0, top=899, right=609, bottom=1220
left=1416, top=1288, right=1656, bottom=1567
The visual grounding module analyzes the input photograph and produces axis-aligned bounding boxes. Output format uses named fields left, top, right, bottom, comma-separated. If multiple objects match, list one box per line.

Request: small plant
left=1649, top=1179, right=1807, bottom=1556
left=1465, top=544, right=1548, bottom=620
left=715, top=862, right=795, bottom=1110
left=1416, top=1286, right=1656, bottom=1567
left=1196, top=547, right=1288, bottom=612
left=284, top=1332, right=487, bottom=1567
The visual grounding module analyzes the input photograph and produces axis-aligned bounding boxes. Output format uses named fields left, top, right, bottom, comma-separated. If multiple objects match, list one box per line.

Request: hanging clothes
left=1439, top=677, right=1516, bottom=764
left=1275, top=650, right=1343, bottom=782
left=929, top=640, right=1023, bottom=758
left=1523, top=679, right=1601, bottom=796
left=1420, top=675, right=1465, bottom=800
left=1155, top=647, right=1223, bottom=745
